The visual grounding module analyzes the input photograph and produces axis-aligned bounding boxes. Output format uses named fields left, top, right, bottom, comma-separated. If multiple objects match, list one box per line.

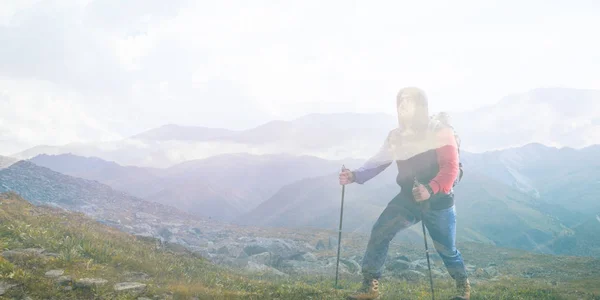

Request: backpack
left=429, top=112, right=463, bottom=186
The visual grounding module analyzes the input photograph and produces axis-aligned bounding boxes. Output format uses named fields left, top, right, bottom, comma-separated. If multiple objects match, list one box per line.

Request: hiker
left=339, top=87, right=470, bottom=300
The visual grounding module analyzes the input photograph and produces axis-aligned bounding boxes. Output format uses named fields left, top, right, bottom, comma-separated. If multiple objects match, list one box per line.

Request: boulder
left=243, top=245, right=269, bottom=256
left=465, top=264, right=476, bottom=273
left=125, top=272, right=151, bottom=282
left=56, top=276, right=73, bottom=286
left=394, top=255, right=411, bottom=262
left=397, top=270, right=426, bottom=282
left=1, top=248, right=50, bottom=262
left=76, top=278, right=108, bottom=288
left=114, top=282, right=147, bottom=293
left=45, top=269, right=65, bottom=278
left=290, top=252, right=318, bottom=262
left=387, top=259, right=411, bottom=272
left=340, top=258, right=361, bottom=274
left=0, top=281, right=18, bottom=296
left=409, top=259, right=432, bottom=270
left=215, top=242, right=245, bottom=258
left=248, top=252, right=272, bottom=266
left=240, top=238, right=310, bottom=259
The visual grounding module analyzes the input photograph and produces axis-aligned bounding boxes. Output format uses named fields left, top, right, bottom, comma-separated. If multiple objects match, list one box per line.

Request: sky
left=1, top=0, right=599, bottom=155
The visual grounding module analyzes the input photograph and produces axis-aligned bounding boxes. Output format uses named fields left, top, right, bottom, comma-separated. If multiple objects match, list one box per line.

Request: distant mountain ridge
left=30, top=154, right=163, bottom=198
left=460, top=143, right=600, bottom=218
left=451, top=88, right=600, bottom=152
left=30, top=152, right=365, bottom=221
left=0, top=160, right=182, bottom=222
left=13, top=88, right=600, bottom=168
left=13, top=113, right=394, bottom=168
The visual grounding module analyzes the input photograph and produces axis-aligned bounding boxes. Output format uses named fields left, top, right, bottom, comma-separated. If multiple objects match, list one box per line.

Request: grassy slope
left=0, top=192, right=338, bottom=299
left=1, top=192, right=600, bottom=299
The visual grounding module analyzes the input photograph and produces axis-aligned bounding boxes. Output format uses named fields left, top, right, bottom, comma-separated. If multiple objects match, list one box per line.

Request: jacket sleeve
left=428, top=127, right=459, bottom=194
left=352, top=131, right=395, bottom=184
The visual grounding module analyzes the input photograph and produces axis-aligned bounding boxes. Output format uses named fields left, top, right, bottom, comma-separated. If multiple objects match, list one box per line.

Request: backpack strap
left=429, top=112, right=464, bottom=186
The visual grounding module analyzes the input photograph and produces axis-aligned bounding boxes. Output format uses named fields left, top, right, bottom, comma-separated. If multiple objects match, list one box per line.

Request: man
left=339, top=87, right=470, bottom=300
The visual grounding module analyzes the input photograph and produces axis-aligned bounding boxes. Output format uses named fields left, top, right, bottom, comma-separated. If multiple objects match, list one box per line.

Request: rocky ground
left=0, top=248, right=148, bottom=298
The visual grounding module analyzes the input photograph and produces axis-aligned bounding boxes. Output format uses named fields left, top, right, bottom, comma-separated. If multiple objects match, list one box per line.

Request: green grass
left=1, top=191, right=600, bottom=299
left=0, top=192, right=331, bottom=299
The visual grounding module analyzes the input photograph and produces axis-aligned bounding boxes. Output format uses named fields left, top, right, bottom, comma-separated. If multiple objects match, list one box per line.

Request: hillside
left=0, top=160, right=182, bottom=224
left=550, top=214, right=600, bottom=258
left=461, top=143, right=600, bottom=218
left=29, top=154, right=163, bottom=198
left=0, top=192, right=340, bottom=299
left=452, top=171, right=569, bottom=252
left=241, top=167, right=569, bottom=252
left=29, top=153, right=364, bottom=220
left=0, top=160, right=226, bottom=249
left=240, top=143, right=600, bottom=256
left=2, top=192, right=600, bottom=299
left=239, top=172, right=396, bottom=232
left=150, top=153, right=364, bottom=218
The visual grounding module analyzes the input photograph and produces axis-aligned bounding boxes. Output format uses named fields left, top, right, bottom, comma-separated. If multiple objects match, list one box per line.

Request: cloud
left=83, top=0, right=187, bottom=32
left=0, top=78, right=121, bottom=154
left=0, top=0, right=599, bottom=154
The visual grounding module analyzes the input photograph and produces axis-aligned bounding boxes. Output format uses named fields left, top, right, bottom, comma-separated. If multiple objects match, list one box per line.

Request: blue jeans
left=361, top=193, right=468, bottom=281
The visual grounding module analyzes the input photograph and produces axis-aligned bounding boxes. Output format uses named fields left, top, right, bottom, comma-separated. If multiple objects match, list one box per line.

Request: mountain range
left=29, top=153, right=364, bottom=220
left=0, top=160, right=251, bottom=253
left=461, top=143, right=600, bottom=220
left=451, top=88, right=600, bottom=152
left=238, top=163, right=571, bottom=252
left=237, top=143, right=600, bottom=256
left=12, top=88, right=600, bottom=168
left=0, top=160, right=190, bottom=227
left=10, top=142, right=600, bottom=258
left=12, top=113, right=395, bottom=168
left=226, top=145, right=600, bottom=255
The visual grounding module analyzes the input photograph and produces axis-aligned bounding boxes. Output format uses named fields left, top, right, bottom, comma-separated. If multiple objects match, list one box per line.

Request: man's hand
left=412, top=183, right=431, bottom=202
left=339, top=167, right=355, bottom=185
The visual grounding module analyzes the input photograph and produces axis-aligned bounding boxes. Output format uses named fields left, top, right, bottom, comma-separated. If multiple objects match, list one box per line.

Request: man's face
left=397, top=97, right=417, bottom=126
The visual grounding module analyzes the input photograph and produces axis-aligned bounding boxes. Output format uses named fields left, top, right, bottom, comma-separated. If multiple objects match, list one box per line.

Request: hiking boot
left=347, top=278, right=380, bottom=300
left=452, top=278, right=471, bottom=300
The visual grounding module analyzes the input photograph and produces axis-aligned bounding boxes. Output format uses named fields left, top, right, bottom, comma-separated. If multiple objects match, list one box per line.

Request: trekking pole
left=335, top=165, right=347, bottom=288
left=415, top=178, right=435, bottom=300
left=421, top=208, right=435, bottom=300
